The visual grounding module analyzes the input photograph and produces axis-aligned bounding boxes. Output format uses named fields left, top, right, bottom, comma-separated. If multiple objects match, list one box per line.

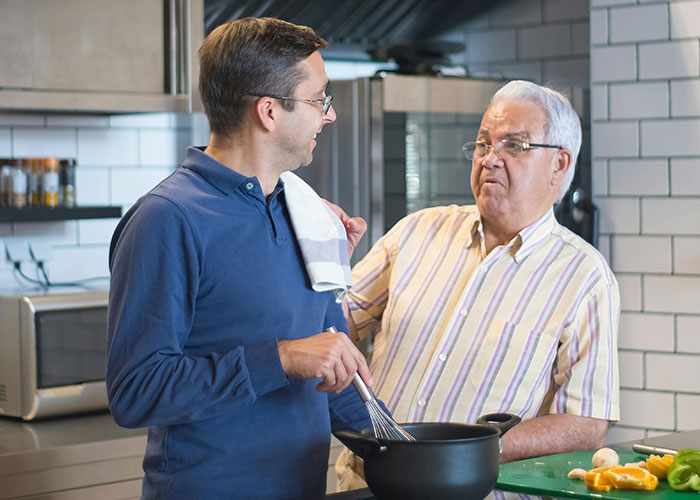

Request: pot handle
left=476, top=412, right=521, bottom=436
left=333, top=430, right=387, bottom=459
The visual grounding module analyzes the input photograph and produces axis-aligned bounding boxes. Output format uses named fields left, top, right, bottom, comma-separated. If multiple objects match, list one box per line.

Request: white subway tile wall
left=677, top=316, right=700, bottom=354
left=677, top=395, right=700, bottom=431
left=671, top=80, right=700, bottom=117
left=674, top=237, right=700, bottom=274
left=646, top=353, right=700, bottom=393
left=618, top=389, right=675, bottom=430
left=644, top=275, right=700, bottom=314
left=640, top=119, right=700, bottom=157
left=669, top=1, right=700, bottom=39
left=617, top=273, right=643, bottom=311
left=594, top=197, right=640, bottom=234
left=592, top=120, right=638, bottom=157
left=618, top=350, right=644, bottom=389
left=641, top=198, right=700, bottom=235
left=618, top=312, right=675, bottom=351
left=592, top=159, right=608, bottom=195
left=609, top=82, right=668, bottom=120
left=639, top=41, right=700, bottom=80
left=609, top=4, right=668, bottom=43
left=591, top=45, right=637, bottom=82
left=612, top=235, right=672, bottom=273
left=0, top=112, right=194, bottom=289
left=590, top=9, right=609, bottom=45
left=608, top=159, right=668, bottom=195
left=671, top=158, right=700, bottom=195
left=13, top=129, right=77, bottom=158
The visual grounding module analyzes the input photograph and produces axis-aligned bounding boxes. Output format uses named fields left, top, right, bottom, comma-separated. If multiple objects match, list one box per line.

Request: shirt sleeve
left=106, top=195, right=288, bottom=428
left=346, top=217, right=409, bottom=341
left=549, top=276, right=621, bottom=421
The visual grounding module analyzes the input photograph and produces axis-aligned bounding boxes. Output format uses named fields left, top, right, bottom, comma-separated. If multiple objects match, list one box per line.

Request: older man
left=337, top=80, right=619, bottom=484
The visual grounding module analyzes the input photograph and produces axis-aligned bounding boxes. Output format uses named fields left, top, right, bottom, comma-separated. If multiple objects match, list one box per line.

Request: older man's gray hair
left=491, top=80, right=582, bottom=203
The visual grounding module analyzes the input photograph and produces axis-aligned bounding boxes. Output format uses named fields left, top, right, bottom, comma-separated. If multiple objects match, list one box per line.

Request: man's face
left=278, top=51, right=336, bottom=169
left=470, top=99, right=567, bottom=229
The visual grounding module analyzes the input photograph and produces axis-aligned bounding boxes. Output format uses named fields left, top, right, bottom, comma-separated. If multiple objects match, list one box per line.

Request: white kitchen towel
left=280, top=171, right=352, bottom=303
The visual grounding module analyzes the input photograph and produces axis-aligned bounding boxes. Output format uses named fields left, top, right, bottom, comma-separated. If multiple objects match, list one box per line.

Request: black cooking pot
left=334, top=413, right=520, bottom=500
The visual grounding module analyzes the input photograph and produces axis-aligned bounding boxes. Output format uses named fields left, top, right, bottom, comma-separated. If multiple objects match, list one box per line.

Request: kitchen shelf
left=0, top=206, right=122, bottom=223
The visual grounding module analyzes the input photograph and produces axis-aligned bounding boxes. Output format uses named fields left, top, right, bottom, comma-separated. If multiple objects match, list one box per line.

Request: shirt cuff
left=243, top=339, right=288, bottom=397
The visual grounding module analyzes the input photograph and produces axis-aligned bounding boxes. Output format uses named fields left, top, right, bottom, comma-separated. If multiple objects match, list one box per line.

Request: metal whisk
left=351, top=372, right=415, bottom=441
left=327, top=326, right=415, bottom=441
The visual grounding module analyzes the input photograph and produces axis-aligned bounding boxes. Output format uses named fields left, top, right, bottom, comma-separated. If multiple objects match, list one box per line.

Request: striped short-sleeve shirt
left=348, top=205, right=620, bottom=424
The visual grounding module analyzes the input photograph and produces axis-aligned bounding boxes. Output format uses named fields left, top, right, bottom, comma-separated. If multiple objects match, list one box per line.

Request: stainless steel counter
left=0, top=411, right=147, bottom=500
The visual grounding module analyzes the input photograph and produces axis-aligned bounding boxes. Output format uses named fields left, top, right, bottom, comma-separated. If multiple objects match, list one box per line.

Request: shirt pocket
left=468, top=319, right=560, bottom=398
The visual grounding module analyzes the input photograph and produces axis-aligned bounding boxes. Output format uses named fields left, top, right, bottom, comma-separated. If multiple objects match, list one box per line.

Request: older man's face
left=470, top=99, right=566, bottom=229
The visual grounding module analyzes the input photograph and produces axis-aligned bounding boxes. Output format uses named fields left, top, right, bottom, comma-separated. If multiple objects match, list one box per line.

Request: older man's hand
left=323, top=199, right=367, bottom=258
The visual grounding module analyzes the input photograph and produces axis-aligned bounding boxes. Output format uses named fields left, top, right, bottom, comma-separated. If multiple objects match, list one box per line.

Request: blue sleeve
left=106, top=195, right=288, bottom=428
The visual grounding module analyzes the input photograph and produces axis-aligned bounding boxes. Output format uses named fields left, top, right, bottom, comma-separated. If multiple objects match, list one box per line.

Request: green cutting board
left=497, top=448, right=689, bottom=500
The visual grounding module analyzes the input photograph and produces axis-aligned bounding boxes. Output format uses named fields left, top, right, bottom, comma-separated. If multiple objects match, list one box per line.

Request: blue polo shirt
left=107, top=147, right=373, bottom=500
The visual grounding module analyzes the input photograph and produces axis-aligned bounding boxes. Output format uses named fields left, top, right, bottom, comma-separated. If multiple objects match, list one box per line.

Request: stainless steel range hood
left=204, top=0, right=508, bottom=63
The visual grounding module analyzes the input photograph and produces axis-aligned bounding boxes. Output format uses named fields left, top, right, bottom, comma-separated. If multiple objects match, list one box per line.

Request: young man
left=107, top=17, right=373, bottom=500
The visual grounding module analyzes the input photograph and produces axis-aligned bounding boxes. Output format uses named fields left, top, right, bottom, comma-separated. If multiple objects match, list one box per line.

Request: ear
left=252, top=96, right=278, bottom=132
left=551, top=148, right=572, bottom=185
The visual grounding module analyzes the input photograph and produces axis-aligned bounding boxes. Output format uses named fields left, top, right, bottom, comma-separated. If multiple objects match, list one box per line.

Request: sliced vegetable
left=603, top=467, right=658, bottom=491
left=585, top=465, right=618, bottom=491
left=646, top=454, right=674, bottom=480
left=667, top=449, right=700, bottom=492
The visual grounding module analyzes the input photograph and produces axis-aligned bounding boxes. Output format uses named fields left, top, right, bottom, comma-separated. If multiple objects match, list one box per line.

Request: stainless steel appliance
left=0, top=289, right=109, bottom=420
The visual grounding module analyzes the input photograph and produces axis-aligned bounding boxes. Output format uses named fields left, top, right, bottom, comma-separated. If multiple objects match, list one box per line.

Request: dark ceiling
left=204, top=0, right=509, bottom=61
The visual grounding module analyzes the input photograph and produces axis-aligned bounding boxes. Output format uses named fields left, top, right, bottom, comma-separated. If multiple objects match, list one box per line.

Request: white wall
left=0, top=113, right=199, bottom=287
left=590, top=0, right=700, bottom=443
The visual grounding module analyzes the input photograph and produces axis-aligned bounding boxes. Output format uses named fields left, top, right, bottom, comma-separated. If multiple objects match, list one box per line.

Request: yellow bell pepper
left=646, top=454, right=674, bottom=480
left=585, top=466, right=659, bottom=492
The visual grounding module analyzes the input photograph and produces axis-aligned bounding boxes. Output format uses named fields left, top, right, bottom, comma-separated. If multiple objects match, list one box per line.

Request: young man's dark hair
left=198, top=17, right=327, bottom=135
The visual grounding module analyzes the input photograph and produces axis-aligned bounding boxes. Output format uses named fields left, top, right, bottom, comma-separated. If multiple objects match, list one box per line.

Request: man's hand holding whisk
left=278, top=329, right=373, bottom=393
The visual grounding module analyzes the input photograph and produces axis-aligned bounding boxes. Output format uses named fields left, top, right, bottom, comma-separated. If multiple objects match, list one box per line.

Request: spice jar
left=42, top=157, right=60, bottom=207
left=28, top=158, right=43, bottom=207
left=0, top=158, right=11, bottom=207
left=11, top=160, right=28, bottom=208
left=60, top=158, right=77, bottom=206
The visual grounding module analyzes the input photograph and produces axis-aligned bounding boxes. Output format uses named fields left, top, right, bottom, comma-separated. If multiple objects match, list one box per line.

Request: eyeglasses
left=462, top=139, right=563, bottom=160
left=248, top=94, right=333, bottom=114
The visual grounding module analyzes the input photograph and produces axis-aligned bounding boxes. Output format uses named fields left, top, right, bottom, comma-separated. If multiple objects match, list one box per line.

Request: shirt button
left=439, top=353, right=447, bottom=362
left=480, top=264, right=488, bottom=272
left=459, top=308, right=468, bottom=316
left=245, top=182, right=254, bottom=190
left=418, top=399, right=425, bottom=407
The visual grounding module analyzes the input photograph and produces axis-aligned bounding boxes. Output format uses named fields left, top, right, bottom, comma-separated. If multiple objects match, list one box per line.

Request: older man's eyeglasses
left=462, top=139, right=563, bottom=160
left=248, top=94, right=333, bottom=114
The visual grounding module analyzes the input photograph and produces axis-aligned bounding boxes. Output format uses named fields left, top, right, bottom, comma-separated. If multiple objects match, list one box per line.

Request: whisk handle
left=325, top=326, right=374, bottom=403
left=352, top=372, right=374, bottom=403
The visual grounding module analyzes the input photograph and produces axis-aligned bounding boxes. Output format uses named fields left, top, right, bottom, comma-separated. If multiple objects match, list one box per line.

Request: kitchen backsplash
left=590, top=0, right=700, bottom=442
left=0, top=112, right=206, bottom=286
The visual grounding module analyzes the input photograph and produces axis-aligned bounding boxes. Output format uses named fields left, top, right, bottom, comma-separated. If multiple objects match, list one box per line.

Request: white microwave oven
left=0, top=289, right=109, bottom=420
